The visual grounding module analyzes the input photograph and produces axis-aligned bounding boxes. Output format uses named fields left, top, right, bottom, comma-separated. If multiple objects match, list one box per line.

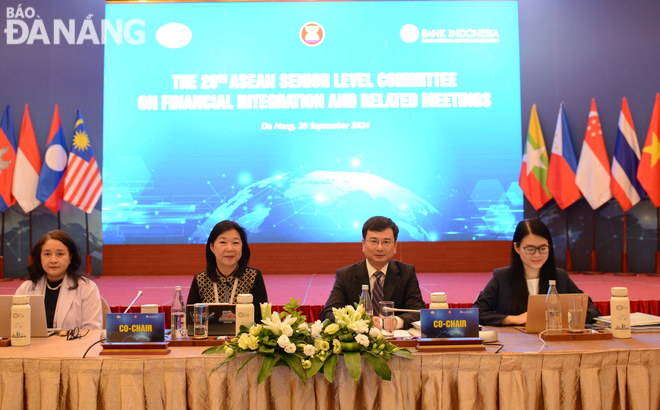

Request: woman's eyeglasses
left=521, top=245, right=550, bottom=255
left=66, top=327, right=90, bottom=341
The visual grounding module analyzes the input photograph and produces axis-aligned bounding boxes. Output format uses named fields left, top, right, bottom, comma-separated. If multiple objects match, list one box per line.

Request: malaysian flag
left=63, top=109, right=102, bottom=213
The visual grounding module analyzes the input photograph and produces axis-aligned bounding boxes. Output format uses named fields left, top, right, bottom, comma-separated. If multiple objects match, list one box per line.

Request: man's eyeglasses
left=366, top=239, right=395, bottom=248
left=66, top=327, right=90, bottom=341
left=521, top=245, right=550, bottom=255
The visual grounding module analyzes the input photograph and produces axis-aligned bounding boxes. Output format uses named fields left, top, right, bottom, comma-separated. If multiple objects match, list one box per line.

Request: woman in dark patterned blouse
left=187, top=220, right=268, bottom=324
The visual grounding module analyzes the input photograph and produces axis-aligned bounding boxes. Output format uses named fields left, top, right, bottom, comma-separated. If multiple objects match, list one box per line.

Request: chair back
left=100, top=296, right=111, bottom=329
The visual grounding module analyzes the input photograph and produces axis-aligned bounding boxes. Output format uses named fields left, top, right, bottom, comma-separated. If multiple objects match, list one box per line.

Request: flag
left=12, top=105, right=42, bottom=213
left=547, top=102, right=582, bottom=209
left=637, top=93, right=660, bottom=207
left=576, top=99, right=612, bottom=209
left=36, top=105, right=69, bottom=213
left=519, top=104, right=552, bottom=210
left=63, top=109, right=103, bottom=213
left=0, top=105, right=17, bottom=211
left=611, top=97, right=644, bottom=211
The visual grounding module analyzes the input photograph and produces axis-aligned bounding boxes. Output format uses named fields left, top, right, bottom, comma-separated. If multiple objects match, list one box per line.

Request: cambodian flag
left=0, top=105, right=17, bottom=211
left=611, top=97, right=644, bottom=211
left=63, top=109, right=103, bottom=214
left=36, top=105, right=69, bottom=213
left=548, top=102, right=582, bottom=210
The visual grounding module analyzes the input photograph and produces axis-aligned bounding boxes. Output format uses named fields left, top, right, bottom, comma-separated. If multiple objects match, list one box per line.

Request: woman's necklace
left=46, top=280, right=63, bottom=291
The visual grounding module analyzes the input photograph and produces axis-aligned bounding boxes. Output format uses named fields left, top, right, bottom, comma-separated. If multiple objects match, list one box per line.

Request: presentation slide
left=103, top=1, right=522, bottom=245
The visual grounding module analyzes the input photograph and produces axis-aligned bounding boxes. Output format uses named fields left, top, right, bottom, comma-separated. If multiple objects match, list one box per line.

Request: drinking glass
left=379, top=301, right=395, bottom=335
left=567, top=296, right=584, bottom=333
left=193, top=304, right=209, bottom=339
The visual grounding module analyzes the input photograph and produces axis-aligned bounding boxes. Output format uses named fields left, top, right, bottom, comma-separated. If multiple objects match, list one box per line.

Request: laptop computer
left=186, top=303, right=237, bottom=337
left=516, top=293, right=588, bottom=333
left=0, top=294, right=51, bottom=338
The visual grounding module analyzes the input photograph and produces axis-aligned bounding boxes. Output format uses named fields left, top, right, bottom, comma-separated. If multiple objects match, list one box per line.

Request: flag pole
left=615, top=212, right=636, bottom=276
left=565, top=208, right=574, bottom=273
left=57, top=211, right=61, bottom=230
left=652, top=207, right=660, bottom=276
left=583, top=209, right=604, bottom=275
left=28, top=211, right=33, bottom=266
left=85, top=212, right=92, bottom=276
left=0, top=211, right=9, bottom=282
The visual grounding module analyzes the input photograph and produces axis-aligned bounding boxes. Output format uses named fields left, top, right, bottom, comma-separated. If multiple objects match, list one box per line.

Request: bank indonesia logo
left=300, top=22, right=324, bottom=47
left=400, top=24, right=419, bottom=43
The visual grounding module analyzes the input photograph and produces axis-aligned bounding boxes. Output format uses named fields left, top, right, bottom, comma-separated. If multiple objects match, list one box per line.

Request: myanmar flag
left=520, top=104, right=552, bottom=210
left=637, top=93, right=660, bottom=207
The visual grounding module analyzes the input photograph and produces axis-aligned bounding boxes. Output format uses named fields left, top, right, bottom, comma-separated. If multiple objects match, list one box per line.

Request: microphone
left=381, top=307, right=420, bottom=314
left=124, top=291, right=143, bottom=313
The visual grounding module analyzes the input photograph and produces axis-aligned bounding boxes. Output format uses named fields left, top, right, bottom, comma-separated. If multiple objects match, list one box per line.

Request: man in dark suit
left=320, top=216, right=425, bottom=329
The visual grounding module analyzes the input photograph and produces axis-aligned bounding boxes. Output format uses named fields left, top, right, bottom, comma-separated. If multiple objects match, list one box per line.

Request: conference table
left=0, top=328, right=658, bottom=410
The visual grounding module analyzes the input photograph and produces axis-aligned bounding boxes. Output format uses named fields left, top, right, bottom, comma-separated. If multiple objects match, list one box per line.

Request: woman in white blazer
left=15, top=230, right=103, bottom=330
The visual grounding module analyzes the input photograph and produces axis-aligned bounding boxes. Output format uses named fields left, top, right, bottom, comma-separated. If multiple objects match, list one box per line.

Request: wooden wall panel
left=102, top=241, right=511, bottom=275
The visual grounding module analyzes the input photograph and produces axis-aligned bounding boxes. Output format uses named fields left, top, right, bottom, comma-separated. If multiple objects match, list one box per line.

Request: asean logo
left=300, top=22, right=325, bottom=47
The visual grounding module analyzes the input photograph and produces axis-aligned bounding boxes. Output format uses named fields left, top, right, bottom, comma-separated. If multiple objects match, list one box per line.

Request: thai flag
left=0, top=106, right=17, bottom=211
left=63, top=109, right=103, bottom=214
left=36, top=105, right=69, bottom=213
left=12, top=105, right=42, bottom=214
left=548, top=102, right=582, bottom=210
left=611, top=98, right=644, bottom=211
left=576, top=99, right=612, bottom=210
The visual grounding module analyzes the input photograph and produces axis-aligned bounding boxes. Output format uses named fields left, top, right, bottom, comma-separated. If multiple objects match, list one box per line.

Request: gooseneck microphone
left=124, top=291, right=143, bottom=313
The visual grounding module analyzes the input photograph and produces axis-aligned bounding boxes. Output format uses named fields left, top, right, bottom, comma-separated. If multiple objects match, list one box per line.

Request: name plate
left=420, top=308, right=479, bottom=338
left=106, top=313, right=165, bottom=343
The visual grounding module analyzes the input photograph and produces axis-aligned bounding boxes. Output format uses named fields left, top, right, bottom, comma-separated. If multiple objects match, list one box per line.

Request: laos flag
left=36, top=105, right=69, bottom=213
left=0, top=105, right=17, bottom=211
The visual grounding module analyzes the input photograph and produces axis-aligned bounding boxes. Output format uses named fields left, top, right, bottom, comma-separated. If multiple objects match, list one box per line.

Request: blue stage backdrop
left=102, top=1, right=522, bottom=244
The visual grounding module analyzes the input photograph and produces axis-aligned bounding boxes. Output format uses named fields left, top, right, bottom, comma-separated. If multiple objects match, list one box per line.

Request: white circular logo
left=300, top=22, right=325, bottom=47
left=156, top=23, right=193, bottom=49
left=400, top=24, right=419, bottom=43
left=45, top=144, right=68, bottom=172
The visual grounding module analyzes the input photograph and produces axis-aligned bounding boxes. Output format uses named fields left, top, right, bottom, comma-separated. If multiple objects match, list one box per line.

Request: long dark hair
left=205, top=220, right=251, bottom=282
left=510, top=219, right=557, bottom=313
left=28, top=230, right=86, bottom=289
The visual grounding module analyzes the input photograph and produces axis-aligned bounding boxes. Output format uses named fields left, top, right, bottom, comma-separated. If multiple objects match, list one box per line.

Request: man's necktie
left=371, top=271, right=384, bottom=315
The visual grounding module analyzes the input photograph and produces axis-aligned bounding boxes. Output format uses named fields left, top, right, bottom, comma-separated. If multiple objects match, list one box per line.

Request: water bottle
left=360, top=285, right=373, bottom=318
left=610, top=287, right=631, bottom=338
left=545, top=280, right=562, bottom=335
left=11, top=295, right=31, bottom=346
left=171, top=286, right=186, bottom=339
left=429, top=292, right=449, bottom=309
left=235, top=294, right=254, bottom=335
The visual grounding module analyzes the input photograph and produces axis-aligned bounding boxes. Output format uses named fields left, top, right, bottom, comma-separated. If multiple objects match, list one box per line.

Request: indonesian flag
left=548, top=102, right=582, bottom=210
left=12, top=105, right=42, bottom=213
left=611, top=97, right=644, bottom=211
left=576, top=99, right=612, bottom=210
left=519, top=104, right=552, bottom=210
left=637, top=93, right=660, bottom=207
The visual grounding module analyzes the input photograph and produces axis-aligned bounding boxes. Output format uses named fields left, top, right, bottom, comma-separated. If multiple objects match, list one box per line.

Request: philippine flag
left=36, top=105, right=69, bottom=213
left=576, top=99, right=612, bottom=210
left=12, top=105, right=42, bottom=214
left=547, top=102, right=582, bottom=210
left=0, top=105, right=17, bottom=211
left=63, top=109, right=103, bottom=214
left=611, top=97, right=644, bottom=211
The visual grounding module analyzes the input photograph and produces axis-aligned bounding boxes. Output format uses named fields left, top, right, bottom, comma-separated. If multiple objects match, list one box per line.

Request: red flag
left=637, top=93, right=660, bottom=207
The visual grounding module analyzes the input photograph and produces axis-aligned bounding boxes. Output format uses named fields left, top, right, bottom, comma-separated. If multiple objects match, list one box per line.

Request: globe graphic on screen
left=190, top=171, right=441, bottom=243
